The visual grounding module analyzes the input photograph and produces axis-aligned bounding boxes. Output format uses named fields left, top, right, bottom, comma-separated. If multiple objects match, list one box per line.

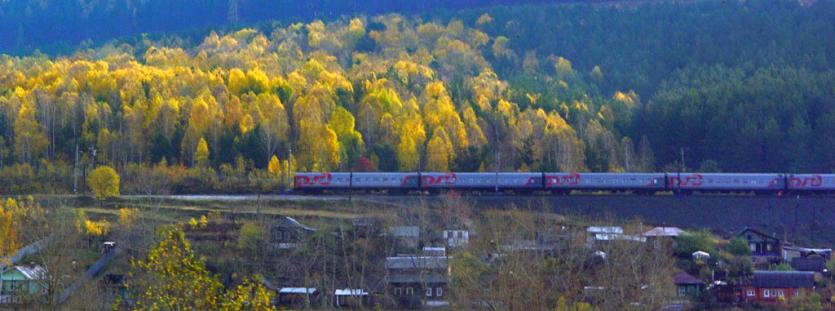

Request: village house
left=782, top=244, right=832, bottom=262
left=0, top=265, right=46, bottom=304
left=741, top=271, right=815, bottom=304
left=643, top=226, right=684, bottom=250
left=385, top=255, right=450, bottom=308
left=333, top=288, right=370, bottom=308
left=499, top=225, right=572, bottom=256
left=737, top=228, right=781, bottom=263
left=673, top=272, right=705, bottom=298
left=276, top=287, right=318, bottom=307
left=269, top=217, right=316, bottom=249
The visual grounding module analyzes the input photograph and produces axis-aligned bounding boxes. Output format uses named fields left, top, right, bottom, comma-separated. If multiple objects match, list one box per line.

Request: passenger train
left=293, top=172, right=835, bottom=195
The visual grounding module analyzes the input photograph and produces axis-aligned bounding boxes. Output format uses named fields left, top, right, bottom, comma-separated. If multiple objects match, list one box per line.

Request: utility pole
left=73, top=144, right=80, bottom=193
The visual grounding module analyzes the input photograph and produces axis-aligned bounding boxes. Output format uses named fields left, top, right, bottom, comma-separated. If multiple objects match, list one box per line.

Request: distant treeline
left=0, top=0, right=578, bottom=55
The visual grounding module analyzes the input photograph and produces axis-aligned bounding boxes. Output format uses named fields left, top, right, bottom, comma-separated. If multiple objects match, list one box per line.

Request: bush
left=674, top=231, right=716, bottom=258
left=726, top=237, right=751, bottom=257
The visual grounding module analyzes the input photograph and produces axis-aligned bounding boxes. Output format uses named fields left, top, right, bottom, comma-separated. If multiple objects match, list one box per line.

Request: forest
left=1, top=0, right=834, bottom=194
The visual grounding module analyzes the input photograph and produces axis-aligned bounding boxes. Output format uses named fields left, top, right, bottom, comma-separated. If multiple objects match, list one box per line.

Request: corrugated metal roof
left=386, top=256, right=449, bottom=270
left=334, top=289, right=368, bottom=296
left=279, top=217, right=316, bottom=232
left=14, top=265, right=45, bottom=280
left=388, top=274, right=449, bottom=284
left=279, top=288, right=317, bottom=294
left=643, top=227, right=685, bottom=237
left=673, top=272, right=704, bottom=285
left=587, top=226, right=623, bottom=234
left=390, top=226, right=420, bottom=237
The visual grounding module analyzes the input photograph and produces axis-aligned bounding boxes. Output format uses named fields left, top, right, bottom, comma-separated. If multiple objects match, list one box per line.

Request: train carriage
left=350, top=172, right=419, bottom=192
left=544, top=173, right=665, bottom=192
left=666, top=173, right=785, bottom=193
left=420, top=172, right=542, bottom=192
left=787, top=174, right=835, bottom=193
left=294, top=172, right=418, bottom=193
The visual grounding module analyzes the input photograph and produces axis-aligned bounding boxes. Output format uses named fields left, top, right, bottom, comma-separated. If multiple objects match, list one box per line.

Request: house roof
left=752, top=271, right=815, bottom=288
left=423, top=247, right=446, bottom=256
left=692, top=251, right=710, bottom=257
left=279, top=287, right=317, bottom=294
left=386, top=256, right=449, bottom=270
left=390, top=226, right=420, bottom=237
left=593, top=233, right=646, bottom=243
left=643, top=227, right=685, bottom=237
left=738, top=228, right=779, bottom=241
left=587, top=226, right=623, bottom=234
left=790, top=257, right=827, bottom=272
left=352, top=217, right=378, bottom=227
left=334, top=289, right=368, bottom=296
left=277, top=217, right=316, bottom=232
left=673, top=272, right=704, bottom=285
left=12, top=265, right=46, bottom=280
left=388, top=274, right=449, bottom=284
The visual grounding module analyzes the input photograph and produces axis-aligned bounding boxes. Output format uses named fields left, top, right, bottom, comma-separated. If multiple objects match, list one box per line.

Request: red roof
left=673, top=272, right=704, bottom=285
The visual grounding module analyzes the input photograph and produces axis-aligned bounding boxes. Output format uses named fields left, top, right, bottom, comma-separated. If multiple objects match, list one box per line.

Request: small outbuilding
left=334, top=288, right=369, bottom=308
left=692, top=251, right=710, bottom=261
left=673, top=272, right=705, bottom=298
left=277, top=287, right=318, bottom=307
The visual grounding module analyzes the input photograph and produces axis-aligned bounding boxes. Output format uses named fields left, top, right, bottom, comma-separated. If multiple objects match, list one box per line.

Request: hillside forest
left=1, top=0, right=834, bottom=194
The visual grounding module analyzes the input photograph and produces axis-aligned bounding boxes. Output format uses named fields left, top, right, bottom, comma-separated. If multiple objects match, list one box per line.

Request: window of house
left=406, top=287, right=413, bottom=296
left=750, top=244, right=757, bottom=252
left=763, top=289, right=770, bottom=297
left=767, top=244, right=772, bottom=251
left=394, top=287, right=402, bottom=296
left=436, top=287, right=443, bottom=297
left=426, top=288, right=432, bottom=297
left=777, top=290, right=784, bottom=297
left=746, top=290, right=754, bottom=296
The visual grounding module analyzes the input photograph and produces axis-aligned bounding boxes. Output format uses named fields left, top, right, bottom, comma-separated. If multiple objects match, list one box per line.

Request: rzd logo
left=422, top=173, right=457, bottom=186
left=545, top=173, right=581, bottom=187
left=790, top=175, right=822, bottom=187
left=295, top=173, right=333, bottom=186
left=668, top=174, right=703, bottom=187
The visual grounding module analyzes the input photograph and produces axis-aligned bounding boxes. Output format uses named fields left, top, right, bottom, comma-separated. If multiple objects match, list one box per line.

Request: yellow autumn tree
left=328, top=106, right=364, bottom=168
left=87, top=166, right=120, bottom=206
left=0, top=199, right=19, bottom=259
left=13, top=91, right=48, bottom=164
left=221, top=277, right=276, bottom=311
left=129, top=226, right=275, bottom=311
left=130, top=226, right=224, bottom=310
left=84, top=219, right=111, bottom=237
left=426, top=127, right=453, bottom=172
left=118, top=208, right=139, bottom=228
left=398, top=135, right=419, bottom=171
left=195, top=137, right=210, bottom=167
left=268, top=155, right=281, bottom=177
